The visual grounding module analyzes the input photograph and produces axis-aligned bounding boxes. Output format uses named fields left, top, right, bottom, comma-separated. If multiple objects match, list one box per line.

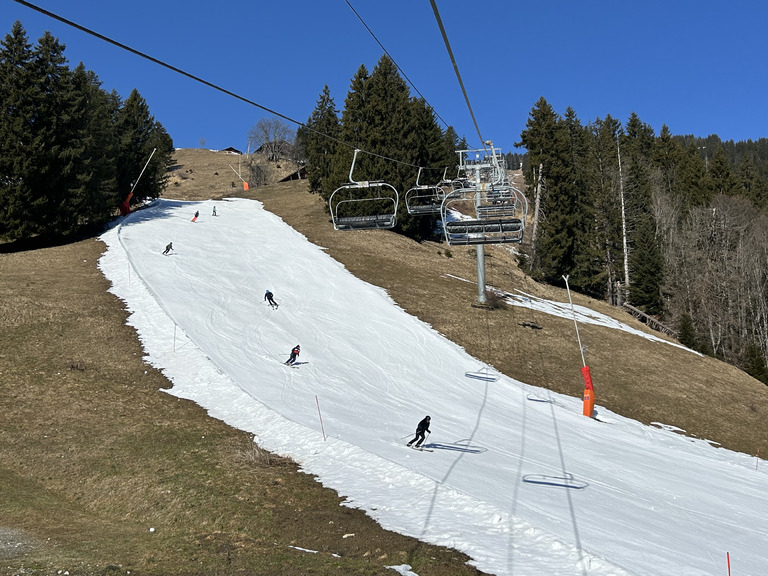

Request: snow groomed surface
left=98, top=198, right=768, bottom=576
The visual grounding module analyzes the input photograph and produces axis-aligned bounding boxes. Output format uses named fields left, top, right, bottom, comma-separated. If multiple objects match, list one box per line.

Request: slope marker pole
left=315, top=395, right=326, bottom=441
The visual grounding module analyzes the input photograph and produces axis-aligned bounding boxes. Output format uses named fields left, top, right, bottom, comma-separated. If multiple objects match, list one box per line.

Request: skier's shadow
left=290, top=361, right=309, bottom=366
left=423, top=440, right=487, bottom=454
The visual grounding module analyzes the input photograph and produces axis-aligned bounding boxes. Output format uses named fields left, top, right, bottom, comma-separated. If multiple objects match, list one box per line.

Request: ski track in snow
left=98, top=198, right=768, bottom=576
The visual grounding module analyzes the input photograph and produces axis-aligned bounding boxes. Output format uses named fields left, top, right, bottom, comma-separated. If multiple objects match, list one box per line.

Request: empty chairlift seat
left=441, top=185, right=528, bottom=246
left=328, top=149, right=399, bottom=231
left=405, top=167, right=449, bottom=216
left=329, top=181, right=399, bottom=230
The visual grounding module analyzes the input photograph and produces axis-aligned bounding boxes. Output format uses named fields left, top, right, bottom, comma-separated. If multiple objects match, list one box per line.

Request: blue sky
left=2, top=0, right=767, bottom=154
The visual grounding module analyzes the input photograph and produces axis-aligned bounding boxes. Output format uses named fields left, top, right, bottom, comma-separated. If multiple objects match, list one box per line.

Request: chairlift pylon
left=328, top=149, right=399, bottom=231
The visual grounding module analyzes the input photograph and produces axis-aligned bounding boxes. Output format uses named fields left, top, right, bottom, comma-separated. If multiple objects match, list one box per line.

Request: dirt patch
left=0, top=527, right=42, bottom=560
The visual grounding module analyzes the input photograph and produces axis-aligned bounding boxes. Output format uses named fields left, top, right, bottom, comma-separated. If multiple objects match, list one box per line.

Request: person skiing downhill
left=265, top=289, right=278, bottom=309
left=162, top=242, right=173, bottom=255
left=407, top=415, right=431, bottom=448
left=285, top=344, right=300, bottom=365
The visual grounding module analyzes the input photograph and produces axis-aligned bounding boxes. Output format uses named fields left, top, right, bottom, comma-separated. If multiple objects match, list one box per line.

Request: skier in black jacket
left=265, top=289, right=278, bottom=309
left=407, top=415, right=431, bottom=448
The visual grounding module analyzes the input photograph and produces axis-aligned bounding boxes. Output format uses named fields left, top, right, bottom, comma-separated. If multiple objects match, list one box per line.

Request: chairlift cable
left=343, top=0, right=451, bottom=130
left=428, top=0, right=488, bottom=150
left=11, top=0, right=445, bottom=173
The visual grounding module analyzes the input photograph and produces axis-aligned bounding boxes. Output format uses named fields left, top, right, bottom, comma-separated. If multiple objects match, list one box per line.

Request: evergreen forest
left=299, top=62, right=768, bottom=385
left=517, top=98, right=768, bottom=383
left=0, top=21, right=173, bottom=243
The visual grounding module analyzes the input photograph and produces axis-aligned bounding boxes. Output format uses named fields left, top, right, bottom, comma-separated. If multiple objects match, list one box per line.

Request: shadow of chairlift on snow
left=522, top=473, right=588, bottom=490
left=526, top=393, right=555, bottom=403
left=465, top=366, right=499, bottom=382
left=423, top=439, right=488, bottom=454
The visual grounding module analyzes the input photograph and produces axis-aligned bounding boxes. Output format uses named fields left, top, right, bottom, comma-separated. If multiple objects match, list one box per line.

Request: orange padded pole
left=581, top=365, right=595, bottom=418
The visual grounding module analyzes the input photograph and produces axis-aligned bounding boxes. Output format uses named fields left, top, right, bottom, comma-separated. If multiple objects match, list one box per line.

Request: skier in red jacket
left=285, top=345, right=300, bottom=365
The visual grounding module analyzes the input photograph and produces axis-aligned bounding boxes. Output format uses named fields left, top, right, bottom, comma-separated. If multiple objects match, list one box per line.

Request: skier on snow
left=162, top=242, right=173, bottom=255
left=285, top=344, right=300, bottom=365
left=407, top=415, right=431, bottom=448
left=265, top=289, right=279, bottom=309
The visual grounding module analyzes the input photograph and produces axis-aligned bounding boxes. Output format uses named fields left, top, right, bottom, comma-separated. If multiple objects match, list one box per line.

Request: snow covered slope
left=99, top=198, right=767, bottom=576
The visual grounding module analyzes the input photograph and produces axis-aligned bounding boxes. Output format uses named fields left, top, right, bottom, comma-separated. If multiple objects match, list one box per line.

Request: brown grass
left=1, top=147, right=766, bottom=575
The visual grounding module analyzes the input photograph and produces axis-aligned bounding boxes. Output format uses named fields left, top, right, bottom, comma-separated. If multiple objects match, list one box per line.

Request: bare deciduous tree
left=247, top=118, right=294, bottom=162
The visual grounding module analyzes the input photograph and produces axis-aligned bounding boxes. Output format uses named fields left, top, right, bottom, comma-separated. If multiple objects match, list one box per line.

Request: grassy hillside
left=1, top=148, right=765, bottom=575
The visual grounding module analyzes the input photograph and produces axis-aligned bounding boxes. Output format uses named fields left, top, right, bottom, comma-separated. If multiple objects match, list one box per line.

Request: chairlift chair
left=328, top=149, right=399, bottom=231
left=405, top=167, right=448, bottom=216
left=441, top=184, right=528, bottom=246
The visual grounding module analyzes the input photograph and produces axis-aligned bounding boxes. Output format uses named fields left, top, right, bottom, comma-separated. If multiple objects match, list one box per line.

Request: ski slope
left=99, top=198, right=767, bottom=576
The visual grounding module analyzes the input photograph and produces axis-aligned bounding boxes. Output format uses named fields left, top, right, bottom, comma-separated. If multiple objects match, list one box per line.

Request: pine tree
left=742, top=341, right=768, bottom=385
left=517, top=97, right=561, bottom=274
left=29, top=30, right=82, bottom=236
left=652, top=125, right=684, bottom=199
left=441, top=126, right=460, bottom=170
left=327, top=64, right=370, bottom=201
left=532, top=113, right=581, bottom=284
left=0, top=21, right=36, bottom=239
left=621, top=113, right=665, bottom=311
left=563, top=107, right=603, bottom=296
left=115, top=89, right=173, bottom=207
left=677, top=142, right=712, bottom=207
left=628, top=214, right=664, bottom=315
left=708, top=146, right=738, bottom=197
left=677, top=312, right=698, bottom=350
left=360, top=55, right=411, bottom=193
left=737, top=155, right=768, bottom=209
left=297, top=85, right=340, bottom=196
left=621, top=113, right=655, bottom=216
left=397, top=98, right=453, bottom=239
left=67, top=64, right=118, bottom=226
left=586, top=115, right=625, bottom=301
